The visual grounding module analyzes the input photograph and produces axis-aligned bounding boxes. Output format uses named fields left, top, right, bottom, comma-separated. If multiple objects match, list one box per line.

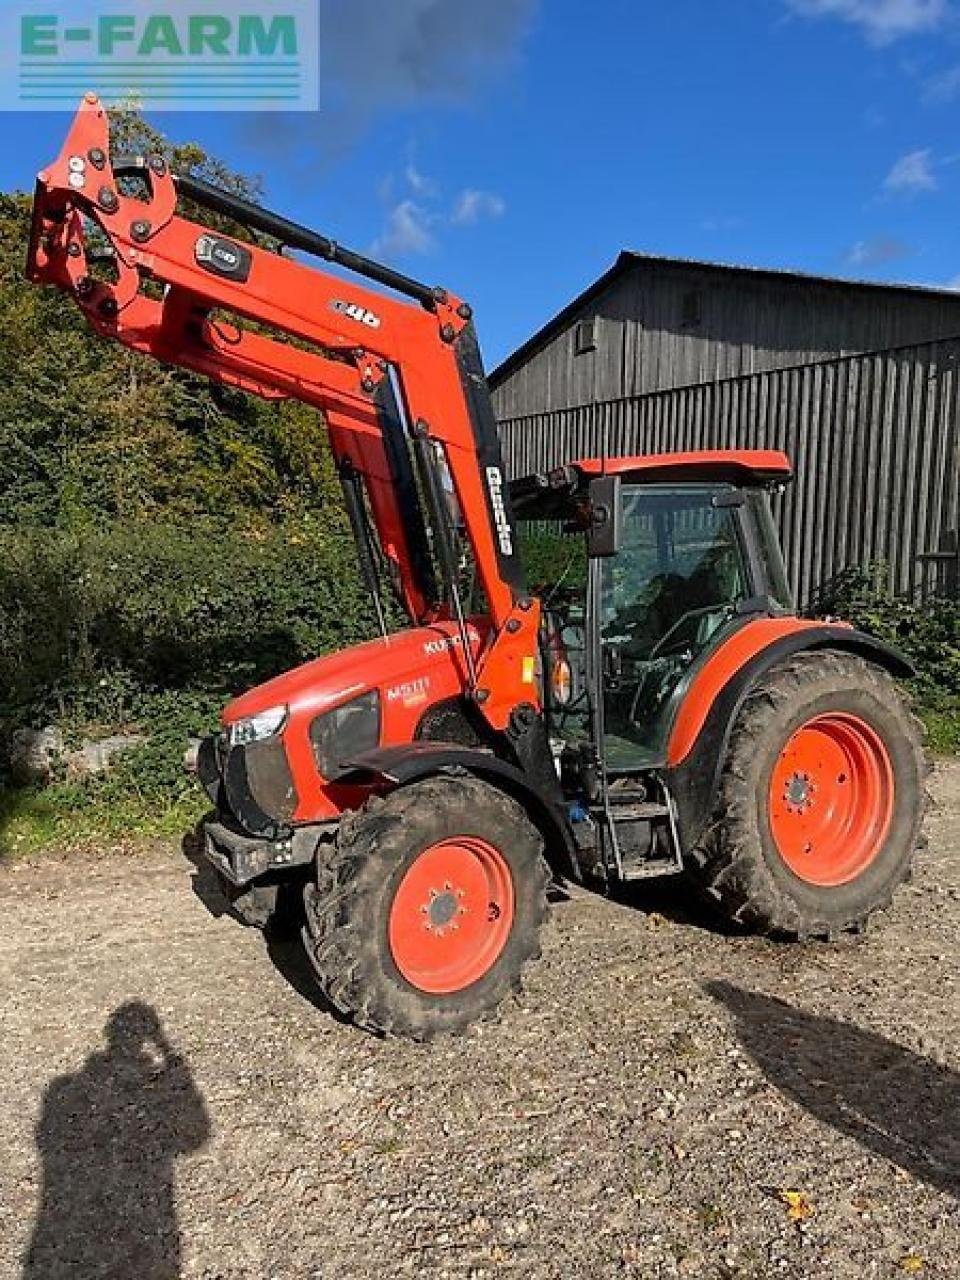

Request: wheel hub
left=423, top=886, right=463, bottom=932
left=784, top=771, right=815, bottom=811
left=768, top=712, right=894, bottom=887
left=388, top=836, right=515, bottom=994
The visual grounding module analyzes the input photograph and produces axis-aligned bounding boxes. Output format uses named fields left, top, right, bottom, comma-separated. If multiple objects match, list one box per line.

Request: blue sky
left=5, top=0, right=960, bottom=367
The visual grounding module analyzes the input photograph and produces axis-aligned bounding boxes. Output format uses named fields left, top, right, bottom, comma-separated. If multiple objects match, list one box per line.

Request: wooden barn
left=489, top=253, right=960, bottom=603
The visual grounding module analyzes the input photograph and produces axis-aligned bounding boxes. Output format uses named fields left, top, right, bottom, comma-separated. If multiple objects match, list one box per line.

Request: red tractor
left=27, top=99, right=928, bottom=1039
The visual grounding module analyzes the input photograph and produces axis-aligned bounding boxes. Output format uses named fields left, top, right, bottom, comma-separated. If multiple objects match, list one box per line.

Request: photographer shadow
left=24, top=1001, right=210, bottom=1279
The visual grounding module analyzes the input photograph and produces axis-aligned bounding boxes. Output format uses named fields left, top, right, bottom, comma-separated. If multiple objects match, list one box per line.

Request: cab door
left=595, top=483, right=753, bottom=769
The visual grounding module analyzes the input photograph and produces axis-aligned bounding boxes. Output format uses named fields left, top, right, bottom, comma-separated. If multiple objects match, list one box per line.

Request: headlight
left=310, top=691, right=380, bottom=780
left=228, top=705, right=288, bottom=748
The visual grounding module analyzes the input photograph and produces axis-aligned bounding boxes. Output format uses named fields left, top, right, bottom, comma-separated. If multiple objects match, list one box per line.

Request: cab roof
left=572, top=450, right=792, bottom=483
left=509, top=449, right=792, bottom=520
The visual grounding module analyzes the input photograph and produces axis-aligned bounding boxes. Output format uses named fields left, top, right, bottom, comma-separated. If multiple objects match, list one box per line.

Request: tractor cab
left=512, top=450, right=795, bottom=879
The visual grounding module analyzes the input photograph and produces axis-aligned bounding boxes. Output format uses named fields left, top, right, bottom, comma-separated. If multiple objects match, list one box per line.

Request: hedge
left=0, top=518, right=379, bottom=738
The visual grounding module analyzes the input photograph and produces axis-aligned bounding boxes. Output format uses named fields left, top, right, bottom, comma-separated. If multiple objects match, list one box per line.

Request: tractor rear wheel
left=685, top=650, right=928, bottom=938
left=302, top=775, right=550, bottom=1039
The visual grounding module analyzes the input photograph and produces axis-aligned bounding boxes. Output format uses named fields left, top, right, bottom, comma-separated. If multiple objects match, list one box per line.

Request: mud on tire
left=302, top=775, right=550, bottom=1039
left=685, top=650, right=929, bottom=939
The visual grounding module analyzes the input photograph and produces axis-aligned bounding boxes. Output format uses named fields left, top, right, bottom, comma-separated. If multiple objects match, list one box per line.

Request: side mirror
left=586, top=474, right=622, bottom=557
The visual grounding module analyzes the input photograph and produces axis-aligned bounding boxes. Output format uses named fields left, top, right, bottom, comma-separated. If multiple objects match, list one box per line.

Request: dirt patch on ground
left=1, top=763, right=958, bottom=1279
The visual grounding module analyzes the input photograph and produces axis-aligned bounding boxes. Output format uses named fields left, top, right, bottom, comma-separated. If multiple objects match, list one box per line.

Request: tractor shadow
left=180, top=821, right=232, bottom=920
left=179, top=824, right=354, bottom=1028
left=707, top=981, right=960, bottom=1199
left=614, top=872, right=745, bottom=937
left=263, top=926, right=354, bottom=1029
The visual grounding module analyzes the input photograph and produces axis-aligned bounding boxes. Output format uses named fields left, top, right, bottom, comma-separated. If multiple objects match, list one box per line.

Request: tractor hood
left=222, top=622, right=483, bottom=727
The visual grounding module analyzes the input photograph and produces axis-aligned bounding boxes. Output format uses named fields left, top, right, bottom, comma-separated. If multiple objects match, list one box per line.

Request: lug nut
left=440, top=323, right=456, bottom=343
left=457, top=302, right=472, bottom=321
left=130, top=219, right=151, bottom=243
left=98, top=187, right=118, bottom=213
left=88, top=147, right=107, bottom=170
left=99, top=297, right=119, bottom=319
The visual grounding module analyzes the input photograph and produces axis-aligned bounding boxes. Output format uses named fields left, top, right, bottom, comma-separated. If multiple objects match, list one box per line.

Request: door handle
left=602, top=643, right=622, bottom=687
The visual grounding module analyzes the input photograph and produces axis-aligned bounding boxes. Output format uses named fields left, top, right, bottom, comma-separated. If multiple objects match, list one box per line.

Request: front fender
left=341, top=741, right=580, bottom=881
left=666, top=621, right=913, bottom=853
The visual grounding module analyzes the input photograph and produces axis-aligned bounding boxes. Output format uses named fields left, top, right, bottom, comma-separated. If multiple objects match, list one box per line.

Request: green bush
left=0, top=517, right=379, bottom=735
left=0, top=518, right=384, bottom=854
left=813, top=564, right=960, bottom=754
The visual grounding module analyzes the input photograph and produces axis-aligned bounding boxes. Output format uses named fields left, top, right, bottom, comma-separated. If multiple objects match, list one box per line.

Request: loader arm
left=26, top=95, right=538, bottom=731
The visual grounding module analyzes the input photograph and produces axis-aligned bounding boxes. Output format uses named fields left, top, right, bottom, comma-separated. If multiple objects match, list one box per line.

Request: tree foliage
left=0, top=111, right=372, bottom=815
left=0, top=111, right=341, bottom=529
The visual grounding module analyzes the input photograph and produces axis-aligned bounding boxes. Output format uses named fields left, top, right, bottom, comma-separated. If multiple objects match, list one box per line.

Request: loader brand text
left=486, top=467, right=515, bottom=556
left=7, top=2, right=319, bottom=112
left=330, top=300, right=382, bottom=330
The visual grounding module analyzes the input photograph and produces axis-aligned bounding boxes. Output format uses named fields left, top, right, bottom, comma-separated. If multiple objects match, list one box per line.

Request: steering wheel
left=647, top=604, right=728, bottom=661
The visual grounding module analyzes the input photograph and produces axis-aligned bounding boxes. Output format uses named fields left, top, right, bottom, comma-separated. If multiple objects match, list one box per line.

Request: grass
left=0, top=782, right=206, bottom=860
left=918, top=702, right=960, bottom=757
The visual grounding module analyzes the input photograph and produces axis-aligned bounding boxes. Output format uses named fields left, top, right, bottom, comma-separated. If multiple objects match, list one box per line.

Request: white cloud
left=451, top=188, right=507, bottom=226
left=884, top=147, right=938, bottom=192
left=370, top=172, right=506, bottom=259
left=370, top=200, right=436, bottom=259
left=404, top=164, right=437, bottom=197
left=845, top=235, right=913, bottom=265
left=785, top=0, right=949, bottom=43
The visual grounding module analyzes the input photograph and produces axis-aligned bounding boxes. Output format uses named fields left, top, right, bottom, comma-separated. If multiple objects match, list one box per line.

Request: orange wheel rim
left=388, top=837, right=515, bottom=994
left=768, top=712, right=894, bottom=887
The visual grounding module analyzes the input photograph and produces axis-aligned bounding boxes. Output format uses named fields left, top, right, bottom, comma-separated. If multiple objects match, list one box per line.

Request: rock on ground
left=7, top=726, right=145, bottom=785
left=0, top=764, right=958, bottom=1279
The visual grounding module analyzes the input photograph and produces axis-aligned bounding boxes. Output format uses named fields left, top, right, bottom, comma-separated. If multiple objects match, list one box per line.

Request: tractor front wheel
left=303, top=776, right=550, bottom=1039
left=685, top=650, right=928, bottom=938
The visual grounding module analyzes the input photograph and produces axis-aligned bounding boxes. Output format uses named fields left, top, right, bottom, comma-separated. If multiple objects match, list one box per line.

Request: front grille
left=223, top=738, right=298, bottom=838
left=245, top=737, right=298, bottom=822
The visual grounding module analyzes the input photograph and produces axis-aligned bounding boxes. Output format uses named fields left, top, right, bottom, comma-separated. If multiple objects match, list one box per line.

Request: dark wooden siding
left=498, top=336, right=960, bottom=605
left=491, top=259, right=960, bottom=419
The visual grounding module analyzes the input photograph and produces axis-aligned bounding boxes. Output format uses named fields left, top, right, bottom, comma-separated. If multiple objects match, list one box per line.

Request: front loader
left=26, top=97, right=928, bottom=1039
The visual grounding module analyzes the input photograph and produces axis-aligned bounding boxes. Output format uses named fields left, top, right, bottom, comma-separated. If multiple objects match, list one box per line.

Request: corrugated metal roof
left=488, top=249, right=960, bottom=388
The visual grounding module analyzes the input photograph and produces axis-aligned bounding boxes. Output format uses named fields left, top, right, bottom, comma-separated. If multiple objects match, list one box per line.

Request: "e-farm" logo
left=8, top=2, right=319, bottom=113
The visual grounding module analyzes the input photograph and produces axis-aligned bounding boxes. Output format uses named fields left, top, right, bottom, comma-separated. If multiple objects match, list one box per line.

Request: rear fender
left=342, top=741, right=580, bottom=882
left=666, top=622, right=913, bottom=853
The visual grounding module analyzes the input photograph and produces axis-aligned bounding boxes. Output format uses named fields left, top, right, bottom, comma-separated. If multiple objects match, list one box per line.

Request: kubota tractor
left=27, top=98, right=928, bottom=1039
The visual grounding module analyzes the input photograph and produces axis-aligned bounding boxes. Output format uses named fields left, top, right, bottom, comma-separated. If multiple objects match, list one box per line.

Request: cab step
left=619, top=856, right=685, bottom=881
left=604, top=780, right=684, bottom=881
left=607, top=800, right=670, bottom=821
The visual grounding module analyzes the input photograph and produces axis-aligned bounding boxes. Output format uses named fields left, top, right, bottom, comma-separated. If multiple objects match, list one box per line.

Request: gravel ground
left=1, top=763, right=958, bottom=1280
